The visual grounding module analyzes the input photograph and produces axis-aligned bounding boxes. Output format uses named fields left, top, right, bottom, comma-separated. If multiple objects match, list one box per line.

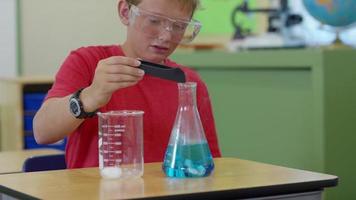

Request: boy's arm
left=33, top=56, right=144, bottom=144
left=33, top=95, right=82, bottom=144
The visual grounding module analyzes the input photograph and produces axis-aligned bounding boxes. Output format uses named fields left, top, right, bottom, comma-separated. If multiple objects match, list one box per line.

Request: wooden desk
left=0, top=149, right=63, bottom=174
left=0, top=158, right=337, bottom=200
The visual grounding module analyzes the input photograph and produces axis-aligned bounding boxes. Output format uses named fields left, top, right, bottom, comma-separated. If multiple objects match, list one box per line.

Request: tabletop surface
left=0, top=157, right=338, bottom=200
left=0, top=149, right=64, bottom=174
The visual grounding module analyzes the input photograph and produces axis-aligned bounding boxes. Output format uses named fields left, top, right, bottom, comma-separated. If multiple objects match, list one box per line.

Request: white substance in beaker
left=100, top=167, right=122, bottom=179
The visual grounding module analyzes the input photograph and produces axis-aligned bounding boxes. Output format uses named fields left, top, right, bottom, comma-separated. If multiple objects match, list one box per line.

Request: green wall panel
left=195, top=0, right=256, bottom=35
left=199, top=68, right=317, bottom=170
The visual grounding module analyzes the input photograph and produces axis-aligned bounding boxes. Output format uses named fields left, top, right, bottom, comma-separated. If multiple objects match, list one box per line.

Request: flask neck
left=178, top=82, right=197, bottom=107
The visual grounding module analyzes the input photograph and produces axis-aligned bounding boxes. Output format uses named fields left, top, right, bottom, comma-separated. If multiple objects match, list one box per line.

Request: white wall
left=20, top=0, right=126, bottom=76
left=0, top=0, right=18, bottom=78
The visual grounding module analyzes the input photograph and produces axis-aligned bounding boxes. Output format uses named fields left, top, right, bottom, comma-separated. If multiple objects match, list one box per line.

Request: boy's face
left=122, top=0, right=193, bottom=63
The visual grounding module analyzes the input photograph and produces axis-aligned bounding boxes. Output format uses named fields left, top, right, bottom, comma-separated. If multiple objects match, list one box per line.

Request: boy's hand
left=81, top=56, right=144, bottom=112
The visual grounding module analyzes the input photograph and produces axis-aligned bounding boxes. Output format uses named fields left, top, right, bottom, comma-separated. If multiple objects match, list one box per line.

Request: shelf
left=0, top=76, right=66, bottom=151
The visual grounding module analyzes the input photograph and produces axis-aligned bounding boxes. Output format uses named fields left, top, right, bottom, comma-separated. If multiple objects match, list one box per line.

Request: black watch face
left=69, top=98, right=81, bottom=117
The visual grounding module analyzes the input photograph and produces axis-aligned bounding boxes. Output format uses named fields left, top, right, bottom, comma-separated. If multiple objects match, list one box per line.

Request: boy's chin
left=143, top=54, right=168, bottom=63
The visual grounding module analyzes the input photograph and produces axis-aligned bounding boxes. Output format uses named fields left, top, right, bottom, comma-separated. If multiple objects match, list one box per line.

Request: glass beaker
left=98, top=110, right=144, bottom=179
left=162, top=82, right=214, bottom=178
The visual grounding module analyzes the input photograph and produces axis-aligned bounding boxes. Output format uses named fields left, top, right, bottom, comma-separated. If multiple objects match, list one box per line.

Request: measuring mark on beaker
left=103, top=141, right=122, bottom=145
left=103, top=150, right=122, bottom=154
left=104, top=158, right=122, bottom=163
left=102, top=124, right=125, bottom=128
left=100, top=124, right=126, bottom=167
left=103, top=133, right=122, bottom=137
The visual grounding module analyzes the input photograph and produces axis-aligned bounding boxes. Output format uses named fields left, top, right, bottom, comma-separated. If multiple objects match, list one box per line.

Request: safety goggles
left=128, top=4, right=202, bottom=44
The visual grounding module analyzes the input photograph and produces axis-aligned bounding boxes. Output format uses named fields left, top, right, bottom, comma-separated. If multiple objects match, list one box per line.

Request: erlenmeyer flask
left=162, top=82, right=214, bottom=178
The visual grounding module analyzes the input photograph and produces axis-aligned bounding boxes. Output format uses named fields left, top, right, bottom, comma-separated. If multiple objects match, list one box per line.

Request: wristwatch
left=69, top=88, right=97, bottom=119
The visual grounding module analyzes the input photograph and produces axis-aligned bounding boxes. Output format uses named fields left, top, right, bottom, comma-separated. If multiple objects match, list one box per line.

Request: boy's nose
left=163, top=23, right=173, bottom=32
left=157, top=26, right=174, bottom=42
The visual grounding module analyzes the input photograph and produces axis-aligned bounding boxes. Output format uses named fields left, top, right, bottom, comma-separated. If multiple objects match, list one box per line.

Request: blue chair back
left=22, top=154, right=66, bottom=172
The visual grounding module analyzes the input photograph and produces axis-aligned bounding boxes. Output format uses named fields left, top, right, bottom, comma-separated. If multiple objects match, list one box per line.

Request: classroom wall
left=17, top=0, right=260, bottom=77
left=19, top=0, right=126, bottom=76
left=0, top=0, right=18, bottom=78
left=16, top=0, right=261, bottom=77
left=195, top=0, right=258, bottom=35
left=191, top=0, right=260, bottom=44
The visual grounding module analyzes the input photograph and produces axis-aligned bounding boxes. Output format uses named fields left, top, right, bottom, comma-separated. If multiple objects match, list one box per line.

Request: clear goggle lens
left=129, top=5, right=201, bottom=44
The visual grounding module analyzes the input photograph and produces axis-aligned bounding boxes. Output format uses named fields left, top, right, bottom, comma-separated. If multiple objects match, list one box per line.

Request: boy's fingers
left=105, top=65, right=144, bottom=76
left=106, top=74, right=142, bottom=83
left=105, top=56, right=141, bottom=66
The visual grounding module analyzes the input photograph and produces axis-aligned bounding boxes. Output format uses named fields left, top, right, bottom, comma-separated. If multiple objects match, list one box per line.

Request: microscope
left=229, top=0, right=304, bottom=50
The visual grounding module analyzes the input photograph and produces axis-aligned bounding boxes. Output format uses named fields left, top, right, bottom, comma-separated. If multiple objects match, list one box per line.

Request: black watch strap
left=69, top=88, right=97, bottom=119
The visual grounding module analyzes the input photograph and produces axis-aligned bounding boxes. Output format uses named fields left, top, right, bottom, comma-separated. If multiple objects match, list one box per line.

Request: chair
left=22, top=154, right=66, bottom=172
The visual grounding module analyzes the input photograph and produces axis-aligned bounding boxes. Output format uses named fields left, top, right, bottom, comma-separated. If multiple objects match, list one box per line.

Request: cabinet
left=0, top=76, right=65, bottom=151
left=172, top=48, right=356, bottom=200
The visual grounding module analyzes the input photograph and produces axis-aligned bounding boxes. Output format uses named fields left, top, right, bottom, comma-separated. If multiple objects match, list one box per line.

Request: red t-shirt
left=46, top=45, right=221, bottom=168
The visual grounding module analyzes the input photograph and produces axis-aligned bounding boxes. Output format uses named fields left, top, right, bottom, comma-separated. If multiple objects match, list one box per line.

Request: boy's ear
left=118, top=0, right=130, bottom=25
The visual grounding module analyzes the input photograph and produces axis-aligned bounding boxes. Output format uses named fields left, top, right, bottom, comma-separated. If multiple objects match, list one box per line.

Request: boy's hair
left=125, top=0, right=200, bottom=16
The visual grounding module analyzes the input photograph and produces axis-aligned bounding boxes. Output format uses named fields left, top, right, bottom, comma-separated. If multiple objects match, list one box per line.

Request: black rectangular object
left=139, top=60, right=186, bottom=83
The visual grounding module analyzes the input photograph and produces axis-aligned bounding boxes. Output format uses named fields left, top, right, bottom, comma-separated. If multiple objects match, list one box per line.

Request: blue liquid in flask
left=162, top=142, right=214, bottom=178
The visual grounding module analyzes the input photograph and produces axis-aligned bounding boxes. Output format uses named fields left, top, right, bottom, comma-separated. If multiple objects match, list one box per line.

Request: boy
left=33, top=0, right=221, bottom=168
